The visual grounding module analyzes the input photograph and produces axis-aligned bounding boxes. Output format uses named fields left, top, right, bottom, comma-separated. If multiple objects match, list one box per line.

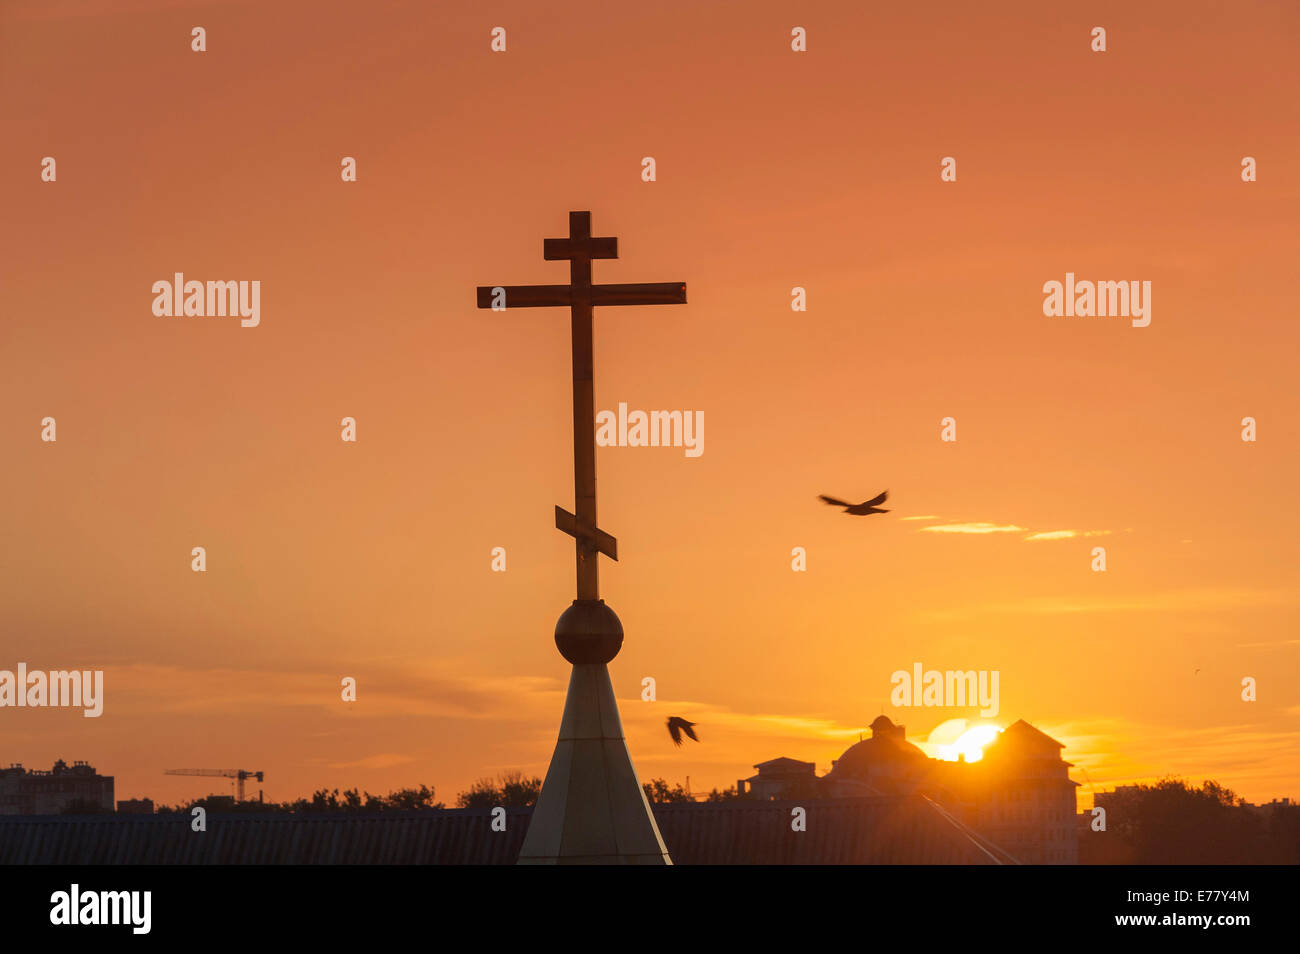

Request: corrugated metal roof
left=653, top=797, right=1016, bottom=864
left=0, top=796, right=1012, bottom=864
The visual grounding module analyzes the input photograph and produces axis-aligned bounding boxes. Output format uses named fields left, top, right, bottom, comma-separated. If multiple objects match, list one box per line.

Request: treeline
left=140, top=773, right=746, bottom=815
left=1081, top=778, right=1300, bottom=864
left=151, top=772, right=542, bottom=815
left=642, top=778, right=750, bottom=803
left=152, top=783, right=445, bottom=815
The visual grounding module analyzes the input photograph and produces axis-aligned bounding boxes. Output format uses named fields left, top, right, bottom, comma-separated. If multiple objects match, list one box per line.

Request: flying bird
left=819, top=490, right=890, bottom=515
left=666, top=717, right=699, bottom=747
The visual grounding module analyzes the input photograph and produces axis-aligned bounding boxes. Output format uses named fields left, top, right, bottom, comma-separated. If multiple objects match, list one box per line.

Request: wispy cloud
left=78, top=663, right=566, bottom=722
left=917, top=520, right=1113, bottom=541
left=920, top=522, right=1024, bottom=534
left=1046, top=716, right=1300, bottom=803
left=1024, top=529, right=1113, bottom=541
left=621, top=700, right=867, bottom=743
left=614, top=696, right=875, bottom=773
left=901, top=515, right=940, bottom=522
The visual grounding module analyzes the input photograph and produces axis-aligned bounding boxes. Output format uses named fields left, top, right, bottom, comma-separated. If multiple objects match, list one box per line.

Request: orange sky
left=1, top=0, right=1297, bottom=810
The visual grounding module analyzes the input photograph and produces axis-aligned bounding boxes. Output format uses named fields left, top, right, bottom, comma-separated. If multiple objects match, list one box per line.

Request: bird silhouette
left=819, top=490, right=890, bottom=515
left=666, top=717, right=699, bottom=747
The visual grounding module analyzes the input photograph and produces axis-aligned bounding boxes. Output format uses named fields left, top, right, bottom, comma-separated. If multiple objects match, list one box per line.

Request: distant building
left=1092, top=784, right=1139, bottom=813
left=749, top=716, right=1080, bottom=864
left=1243, top=797, right=1292, bottom=815
left=116, top=798, right=154, bottom=814
left=823, top=715, right=934, bottom=798
left=963, top=720, right=1080, bottom=864
left=738, top=758, right=817, bottom=800
left=0, top=760, right=114, bottom=815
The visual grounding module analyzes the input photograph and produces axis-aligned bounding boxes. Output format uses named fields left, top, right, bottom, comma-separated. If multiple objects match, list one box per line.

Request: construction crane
left=165, top=768, right=264, bottom=803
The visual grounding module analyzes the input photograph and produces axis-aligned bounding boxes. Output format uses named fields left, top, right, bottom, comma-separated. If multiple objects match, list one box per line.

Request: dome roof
left=829, top=718, right=927, bottom=778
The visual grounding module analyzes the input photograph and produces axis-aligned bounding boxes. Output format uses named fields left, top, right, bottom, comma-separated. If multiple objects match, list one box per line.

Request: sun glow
left=920, top=719, right=1004, bottom=762
left=943, top=725, right=1002, bottom=762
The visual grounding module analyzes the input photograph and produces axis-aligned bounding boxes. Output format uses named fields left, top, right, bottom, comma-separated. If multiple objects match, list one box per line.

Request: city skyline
left=2, top=0, right=1297, bottom=815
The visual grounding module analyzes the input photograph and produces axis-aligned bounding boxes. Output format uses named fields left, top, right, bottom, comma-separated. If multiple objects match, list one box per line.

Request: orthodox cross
left=476, top=211, right=687, bottom=601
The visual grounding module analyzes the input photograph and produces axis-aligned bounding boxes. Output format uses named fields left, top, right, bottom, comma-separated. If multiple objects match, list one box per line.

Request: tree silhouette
left=455, top=771, right=541, bottom=809
left=642, top=778, right=693, bottom=803
left=154, top=783, right=445, bottom=814
left=382, top=784, right=441, bottom=811
left=1082, top=777, right=1298, bottom=864
left=704, top=784, right=752, bottom=802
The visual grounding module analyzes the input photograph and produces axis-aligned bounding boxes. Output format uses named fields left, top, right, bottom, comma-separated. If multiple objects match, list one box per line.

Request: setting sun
left=941, top=725, right=1003, bottom=763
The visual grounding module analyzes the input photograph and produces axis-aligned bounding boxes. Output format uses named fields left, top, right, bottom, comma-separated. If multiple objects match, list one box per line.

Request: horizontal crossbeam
left=476, top=282, right=688, bottom=310
left=475, top=284, right=571, bottom=308
left=590, top=282, right=687, bottom=306
left=544, top=236, right=618, bottom=261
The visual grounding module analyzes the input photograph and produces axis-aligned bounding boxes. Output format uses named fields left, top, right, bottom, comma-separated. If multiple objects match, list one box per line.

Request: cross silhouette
left=476, top=211, right=687, bottom=600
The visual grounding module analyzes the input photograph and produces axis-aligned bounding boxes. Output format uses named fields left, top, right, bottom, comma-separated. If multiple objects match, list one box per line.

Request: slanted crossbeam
left=554, top=506, right=617, bottom=561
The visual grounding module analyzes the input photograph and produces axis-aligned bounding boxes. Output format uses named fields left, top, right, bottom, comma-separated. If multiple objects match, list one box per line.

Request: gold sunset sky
left=1, top=0, right=1297, bottom=808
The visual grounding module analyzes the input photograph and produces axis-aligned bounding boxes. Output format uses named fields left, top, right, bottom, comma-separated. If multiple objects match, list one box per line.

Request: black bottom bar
left=1, top=864, right=1282, bottom=940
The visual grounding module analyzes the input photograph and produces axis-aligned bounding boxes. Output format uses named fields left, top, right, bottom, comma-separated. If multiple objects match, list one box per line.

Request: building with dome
left=822, top=715, right=936, bottom=798
left=742, top=715, right=1079, bottom=864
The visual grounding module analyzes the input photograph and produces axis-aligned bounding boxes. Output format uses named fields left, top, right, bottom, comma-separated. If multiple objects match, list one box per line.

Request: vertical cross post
left=555, top=212, right=605, bottom=600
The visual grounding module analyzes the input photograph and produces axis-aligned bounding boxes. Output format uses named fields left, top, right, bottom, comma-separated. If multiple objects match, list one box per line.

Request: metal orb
left=554, top=599, right=624, bottom=664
